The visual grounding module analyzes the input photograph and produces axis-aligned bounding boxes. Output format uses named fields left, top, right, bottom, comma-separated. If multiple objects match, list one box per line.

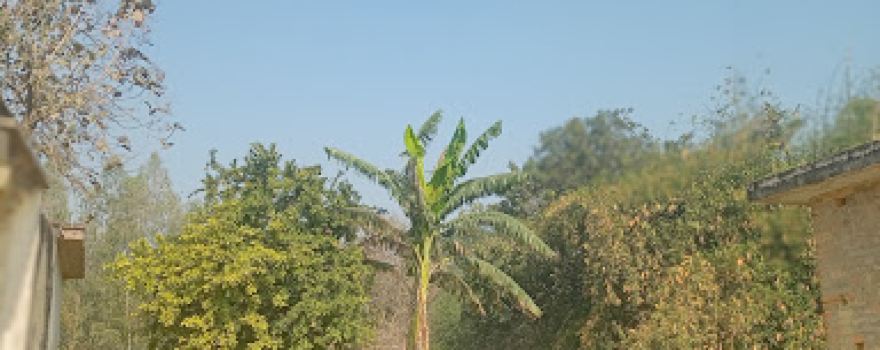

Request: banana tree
left=325, top=112, right=557, bottom=350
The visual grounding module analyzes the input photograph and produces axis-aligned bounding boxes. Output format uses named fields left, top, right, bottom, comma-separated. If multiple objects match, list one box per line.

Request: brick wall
left=811, top=182, right=880, bottom=349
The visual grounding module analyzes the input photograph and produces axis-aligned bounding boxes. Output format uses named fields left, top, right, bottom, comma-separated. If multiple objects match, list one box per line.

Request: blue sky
left=145, top=1, right=879, bottom=211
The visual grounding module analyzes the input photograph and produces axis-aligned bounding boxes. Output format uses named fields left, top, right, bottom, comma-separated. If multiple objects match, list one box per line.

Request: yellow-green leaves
left=112, top=144, right=372, bottom=348
left=404, top=125, right=425, bottom=158
left=404, top=124, right=430, bottom=204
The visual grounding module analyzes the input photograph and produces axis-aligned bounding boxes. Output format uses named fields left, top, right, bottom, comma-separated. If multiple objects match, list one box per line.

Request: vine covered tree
left=441, top=79, right=825, bottom=349
left=325, top=112, right=557, bottom=349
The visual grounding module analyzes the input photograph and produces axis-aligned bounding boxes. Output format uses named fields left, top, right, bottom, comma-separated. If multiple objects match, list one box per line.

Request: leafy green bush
left=113, top=144, right=372, bottom=349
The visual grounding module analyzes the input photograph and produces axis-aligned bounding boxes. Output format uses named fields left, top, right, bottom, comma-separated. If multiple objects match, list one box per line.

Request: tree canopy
left=60, top=153, right=183, bottom=349
left=0, top=0, right=181, bottom=191
left=435, top=79, right=827, bottom=349
left=112, top=144, right=372, bottom=349
left=526, top=108, right=657, bottom=192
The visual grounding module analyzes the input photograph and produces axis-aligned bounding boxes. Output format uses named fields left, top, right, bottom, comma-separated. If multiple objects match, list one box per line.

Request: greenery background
left=3, top=0, right=878, bottom=349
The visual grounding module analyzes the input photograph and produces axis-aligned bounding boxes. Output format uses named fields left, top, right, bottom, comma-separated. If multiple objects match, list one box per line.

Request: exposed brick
left=812, top=183, right=880, bottom=349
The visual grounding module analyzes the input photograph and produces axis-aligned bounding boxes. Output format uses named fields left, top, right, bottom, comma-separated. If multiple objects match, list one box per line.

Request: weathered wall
left=812, top=182, right=880, bottom=349
left=0, top=122, right=60, bottom=349
left=1, top=190, right=38, bottom=347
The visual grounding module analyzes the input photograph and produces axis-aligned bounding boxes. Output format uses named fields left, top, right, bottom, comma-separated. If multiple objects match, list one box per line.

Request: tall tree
left=526, top=108, right=656, bottom=192
left=60, top=153, right=183, bottom=349
left=501, top=109, right=658, bottom=217
left=0, top=0, right=181, bottom=191
left=113, top=144, right=372, bottom=348
left=325, top=112, right=557, bottom=350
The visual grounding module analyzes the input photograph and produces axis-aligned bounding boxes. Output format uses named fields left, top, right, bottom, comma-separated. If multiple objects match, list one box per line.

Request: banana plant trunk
left=413, top=237, right=433, bottom=350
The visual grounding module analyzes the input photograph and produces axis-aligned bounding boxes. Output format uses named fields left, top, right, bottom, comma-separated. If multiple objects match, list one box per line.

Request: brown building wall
left=811, top=182, right=880, bottom=349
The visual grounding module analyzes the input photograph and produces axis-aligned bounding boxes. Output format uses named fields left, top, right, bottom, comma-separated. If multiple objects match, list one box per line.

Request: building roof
left=748, top=140, right=880, bottom=205
left=0, top=118, right=48, bottom=192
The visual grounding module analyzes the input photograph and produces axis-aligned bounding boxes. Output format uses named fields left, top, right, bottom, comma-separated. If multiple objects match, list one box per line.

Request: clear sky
left=145, top=1, right=879, bottom=211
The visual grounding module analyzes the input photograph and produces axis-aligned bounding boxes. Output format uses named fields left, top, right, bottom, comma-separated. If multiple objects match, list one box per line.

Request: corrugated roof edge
left=748, top=140, right=880, bottom=202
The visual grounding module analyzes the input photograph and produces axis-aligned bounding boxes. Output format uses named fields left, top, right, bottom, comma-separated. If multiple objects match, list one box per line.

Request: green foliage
left=61, top=153, right=184, bottom=349
left=808, top=97, right=880, bottom=154
left=622, top=243, right=823, bottom=348
left=465, top=256, right=542, bottom=317
left=113, top=144, right=372, bottom=349
left=428, top=290, right=464, bottom=349
left=417, top=111, right=444, bottom=145
left=526, top=108, right=657, bottom=192
left=500, top=109, right=658, bottom=218
left=448, top=211, right=555, bottom=259
left=438, top=173, right=525, bottom=217
left=460, top=121, right=502, bottom=173
left=325, top=112, right=554, bottom=349
left=405, top=125, right=427, bottom=158
left=562, top=157, right=822, bottom=348
left=440, top=78, right=827, bottom=349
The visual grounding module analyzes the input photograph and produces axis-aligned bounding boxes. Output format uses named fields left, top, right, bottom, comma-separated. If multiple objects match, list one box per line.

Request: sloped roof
left=748, top=140, right=880, bottom=204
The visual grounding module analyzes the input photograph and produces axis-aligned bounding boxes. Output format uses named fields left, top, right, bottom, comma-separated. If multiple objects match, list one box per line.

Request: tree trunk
left=126, top=289, right=132, bottom=350
left=413, top=238, right=432, bottom=350
left=416, top=273, right=429, bottom=350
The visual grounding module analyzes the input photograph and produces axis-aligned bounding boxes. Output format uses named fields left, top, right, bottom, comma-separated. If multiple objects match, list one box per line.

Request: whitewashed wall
left=1, top=119, right=61, bottom=349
